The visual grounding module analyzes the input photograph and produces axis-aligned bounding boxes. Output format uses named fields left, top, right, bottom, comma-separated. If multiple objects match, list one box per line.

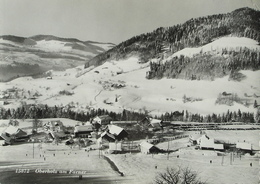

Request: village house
left=43, top=120, right=66, bottom=140
left=92, top=115, right=112, bottom=125
left=139, top=117, right=163, bottom=131
left=105, top=125, right=128, bottom=141
left=74, top=122, right=93, bottom=138
left=97, top=125, right=128, bottom=143
left=92, top=115, right=112, bottom=130
left=140, top=141, right=161, bottom=154
left=0, top=125, right=28, bottom=145
left=197, top=135, right=224, bottom=151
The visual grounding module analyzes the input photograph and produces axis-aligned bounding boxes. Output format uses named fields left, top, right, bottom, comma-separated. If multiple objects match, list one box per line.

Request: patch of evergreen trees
left=147, top=48, right=260, bottom=80
left=0, top=105, right=257, bottom=123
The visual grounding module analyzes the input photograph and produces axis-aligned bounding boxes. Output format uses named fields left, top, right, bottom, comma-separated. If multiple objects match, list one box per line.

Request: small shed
left=140, top=141, right=161, bottom=154
left=109, top=142, right=122, bottom=153
left=236, top=142, right=252, bottom=154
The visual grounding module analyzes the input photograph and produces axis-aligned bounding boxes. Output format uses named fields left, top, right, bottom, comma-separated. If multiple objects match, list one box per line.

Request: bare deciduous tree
left=154, top=167, right=207, bottom=184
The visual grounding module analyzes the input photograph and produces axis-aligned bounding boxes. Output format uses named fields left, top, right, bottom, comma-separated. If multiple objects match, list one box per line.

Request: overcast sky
left=0, top=0, right=259, bottom=44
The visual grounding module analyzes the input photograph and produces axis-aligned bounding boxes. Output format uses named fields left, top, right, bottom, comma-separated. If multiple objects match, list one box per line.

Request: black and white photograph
left=0, top=0, right=259, bottom=183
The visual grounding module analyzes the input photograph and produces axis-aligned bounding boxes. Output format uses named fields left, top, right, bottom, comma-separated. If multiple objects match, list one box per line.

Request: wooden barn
left=0, top=125, right=27, bottom=145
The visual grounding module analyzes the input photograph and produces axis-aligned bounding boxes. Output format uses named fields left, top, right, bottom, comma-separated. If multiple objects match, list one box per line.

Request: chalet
left=106, top=125, right=128, bottom=140
left=139, top=117, right=163, bottom=131
left=97, top=131, right=116, bottom=143
left=140, top=141, right=161, bottom=154
left=149, top=119, right=163, bottom=131
left=92, top=115, right=112, bottom=126
left=197, top=135, right=224, bottom=151
left=0, top=126, right=27, bottom=145
left=74, top=122, right=93, bottom=138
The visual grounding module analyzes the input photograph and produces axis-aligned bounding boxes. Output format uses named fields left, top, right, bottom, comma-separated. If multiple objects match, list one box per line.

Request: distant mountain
left=0, top=35, right=115, bottom=81
left=86, top=7, right=260, bottom=80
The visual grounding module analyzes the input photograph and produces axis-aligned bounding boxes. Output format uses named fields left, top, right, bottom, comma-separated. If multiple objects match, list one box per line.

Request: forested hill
left=85, top=7, right=260, bottom=71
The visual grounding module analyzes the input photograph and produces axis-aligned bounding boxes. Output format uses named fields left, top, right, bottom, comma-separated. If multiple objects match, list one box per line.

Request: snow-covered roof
left=100, top=131, right=115, bottom=140
left=213, top=144, right=224, bottom=150
left=107, top=125, right=124, bottom=135
left=189, top=134, right=202, bottom=141
left=140, top=141, right=154, bottom=149
left=4, top=126, right=19, bottom=135
left=0, top=133, right=11, bottom=142
left=236, top=142, right=252, bottom=150
left=198, top=135, right=215, bottom=148
left=150, top=119, right=162, bottom=124
left=74, top=125, right=93, bottom=133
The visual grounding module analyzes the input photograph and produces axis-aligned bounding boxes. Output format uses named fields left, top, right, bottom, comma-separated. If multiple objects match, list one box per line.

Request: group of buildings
left=0, top=115, right=257, bottom=155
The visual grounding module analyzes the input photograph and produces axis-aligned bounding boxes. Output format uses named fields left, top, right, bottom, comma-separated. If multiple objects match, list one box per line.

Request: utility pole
left=33, top=141, right=35, bottom=159
left=230, top=152, right=232, bottom=165
left=167, top=140, right=170, bottom=160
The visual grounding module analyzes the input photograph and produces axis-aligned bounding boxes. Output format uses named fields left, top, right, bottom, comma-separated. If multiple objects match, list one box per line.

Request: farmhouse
left=97, top=131, right=116, bottom=143
left=97, top=125, right=128, bottom=143
left=106, top=125, right=128, bottom=141
left=0, top=125, right=27, bottom=145
left=197, top=135, right=224, bottom=151
left=74, top=122, right=93, bottom=138
left=149, top=118, right=163, bottom=131
left=92, top=115, right=112, bottom=126
left=139, top=117, right=163, bottom=131
left=140, top=141, right=161, bottom=154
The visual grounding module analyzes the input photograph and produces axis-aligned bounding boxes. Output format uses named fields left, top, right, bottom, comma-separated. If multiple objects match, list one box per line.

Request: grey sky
left=0, top=0, right=259, bottom=44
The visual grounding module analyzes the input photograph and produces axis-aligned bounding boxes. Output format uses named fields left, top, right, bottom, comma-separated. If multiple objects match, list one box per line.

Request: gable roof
left=97, top=115, right=112, bottom=120
left=140, top=141, right=155, bottom=150
left=74, top=125, right=93, bottom=133
left=4, top=126, right=20, bottom=135
left=107, top=125, right=124, bottom=136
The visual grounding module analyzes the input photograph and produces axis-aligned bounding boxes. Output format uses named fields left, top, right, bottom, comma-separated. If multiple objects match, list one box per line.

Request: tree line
left=0, top=104, right=258, bottom=123
left=146, top=48, right=260, bottom=80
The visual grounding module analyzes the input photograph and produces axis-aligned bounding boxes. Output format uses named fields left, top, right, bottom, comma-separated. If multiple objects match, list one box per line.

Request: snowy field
left=0, top=37, right=259, bottom=116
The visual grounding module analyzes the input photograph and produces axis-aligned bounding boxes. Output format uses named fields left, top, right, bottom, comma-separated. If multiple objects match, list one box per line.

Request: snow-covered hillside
left=0, top=36, right=259, bottom=116
left=161, top=37, right=260, bottom=63
left=0, top=35, right=115, bottom=81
